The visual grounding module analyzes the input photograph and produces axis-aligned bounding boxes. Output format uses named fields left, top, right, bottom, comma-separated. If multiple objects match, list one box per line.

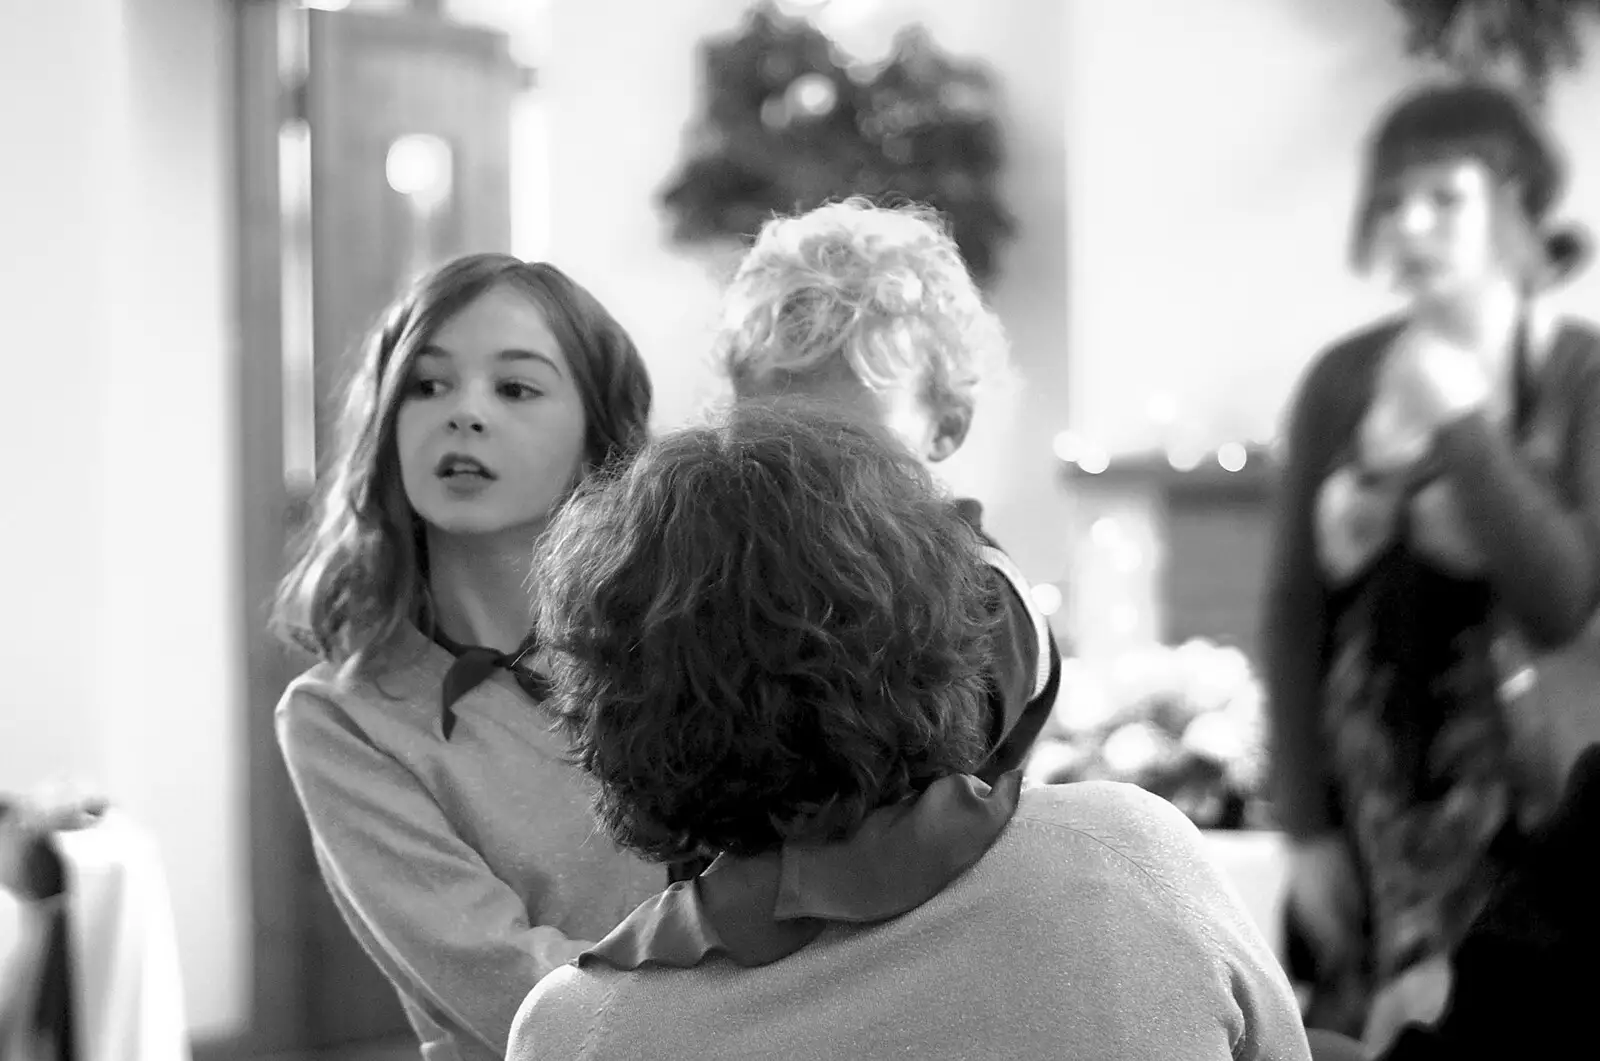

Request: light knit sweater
left=510, top=781, right=1312, bottom=1061
left=276, top=624, right=663, bottom=1061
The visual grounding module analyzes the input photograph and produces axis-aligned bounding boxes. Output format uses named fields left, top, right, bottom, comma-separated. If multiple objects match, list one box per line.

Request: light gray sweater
left=276, top=625, right=662, bottom=1061
left=510, top=781, right=1312, bottom=1061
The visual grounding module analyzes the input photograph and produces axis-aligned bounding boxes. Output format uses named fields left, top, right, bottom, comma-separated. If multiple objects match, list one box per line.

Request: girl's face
left=1368, top=156, right=1520, bottom=304
left=395, top=283, right=588, bottom=538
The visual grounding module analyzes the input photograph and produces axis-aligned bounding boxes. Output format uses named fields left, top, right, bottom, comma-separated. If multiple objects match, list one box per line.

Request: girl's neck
left=1413, top=279, right=1523, bottom=363
left=424, top=524, right=544, bottom=655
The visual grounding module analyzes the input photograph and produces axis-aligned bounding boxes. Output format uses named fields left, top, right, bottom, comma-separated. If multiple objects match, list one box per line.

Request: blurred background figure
left=5, top=0, right=1600, bottom=1057
left=1263, top=77, right=1600, bottom=1050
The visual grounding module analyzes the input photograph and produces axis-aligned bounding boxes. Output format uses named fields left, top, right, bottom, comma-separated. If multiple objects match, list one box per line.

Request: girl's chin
left=1397, top=278, right=1467, bottom=307
left=419, top=507, right=546, bottom=539
left=407, top=478, right=563, bottom=540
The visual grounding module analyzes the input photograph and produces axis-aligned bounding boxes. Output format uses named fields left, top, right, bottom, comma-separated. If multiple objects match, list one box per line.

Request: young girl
left=271, top=253, right=663, bottom=1061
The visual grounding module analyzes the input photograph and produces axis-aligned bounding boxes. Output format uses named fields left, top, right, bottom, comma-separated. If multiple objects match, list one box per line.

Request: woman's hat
left=1352, top=79, right=1588, bottom=284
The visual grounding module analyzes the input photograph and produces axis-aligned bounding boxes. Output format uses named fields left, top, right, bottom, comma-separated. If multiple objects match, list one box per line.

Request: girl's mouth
left=434, top=453, right=496, bottom=480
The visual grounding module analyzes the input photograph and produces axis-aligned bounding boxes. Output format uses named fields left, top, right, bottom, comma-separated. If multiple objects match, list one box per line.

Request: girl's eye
left=500, top=381, right=542, bottom=400
left=407, top=377, right=446, bottom=398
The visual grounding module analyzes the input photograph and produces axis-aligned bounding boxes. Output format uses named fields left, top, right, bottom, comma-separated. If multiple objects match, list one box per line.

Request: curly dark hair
left=533, top=398, right=998, bottom=862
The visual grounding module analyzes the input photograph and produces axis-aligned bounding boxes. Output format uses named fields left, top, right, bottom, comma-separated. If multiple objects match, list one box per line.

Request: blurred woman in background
left=1261, top=80, right=1600, bottom=1051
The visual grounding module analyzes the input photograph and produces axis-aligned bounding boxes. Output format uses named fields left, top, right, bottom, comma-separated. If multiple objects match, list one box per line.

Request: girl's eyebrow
left=417, top=345, right=564, bottom=377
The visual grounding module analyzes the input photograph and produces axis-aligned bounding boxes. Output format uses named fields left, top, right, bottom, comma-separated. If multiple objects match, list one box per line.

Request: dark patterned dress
left=1310, top=499, right=1533, bottom=1030
left=1268, top=313, right=1600, bottom=1036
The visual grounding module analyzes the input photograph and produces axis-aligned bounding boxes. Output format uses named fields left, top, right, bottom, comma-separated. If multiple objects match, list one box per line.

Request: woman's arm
left=276, top=690, right=592, bottom=1056
left=507, top=966, right=596, bottom=1061
left=1434, top=357, right=1600, bottom=646
left=1073, top=784, right=1314, bottom=1061
left=1260, top=353, right=1344, bottom=840
left=973, top=544, right=1061, bottom=783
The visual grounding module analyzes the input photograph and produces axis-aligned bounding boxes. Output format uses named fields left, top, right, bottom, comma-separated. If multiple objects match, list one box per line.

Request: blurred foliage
left=1392, top=0, right=1600, bottom=100
left=659, top=1, right=1014, bottom=286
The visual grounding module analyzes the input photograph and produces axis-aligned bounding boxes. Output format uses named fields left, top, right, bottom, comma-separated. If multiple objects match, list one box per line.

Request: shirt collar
left=579, top=769, right=1024, bottom=971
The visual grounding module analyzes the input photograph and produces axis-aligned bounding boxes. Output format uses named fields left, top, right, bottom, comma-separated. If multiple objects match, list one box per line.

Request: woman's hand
left=1380, top=327, right=1493, bottom=431
left=1362, top=954, right=1453, bottom=1055
left=1286, top=834, right=1364, bottom=972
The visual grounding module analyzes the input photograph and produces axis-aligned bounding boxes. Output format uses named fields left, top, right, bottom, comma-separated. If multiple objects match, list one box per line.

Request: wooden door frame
left=204, top=3, right=529, bottom=1056
left=196, top=2, right=304, bottom=1058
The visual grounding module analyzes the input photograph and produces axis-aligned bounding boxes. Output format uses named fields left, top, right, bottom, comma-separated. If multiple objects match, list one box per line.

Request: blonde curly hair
left=716, top=198, right=1009, bottom=417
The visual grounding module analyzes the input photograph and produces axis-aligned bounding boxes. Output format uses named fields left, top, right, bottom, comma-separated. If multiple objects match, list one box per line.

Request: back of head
left=533, top=397, right=996, bottom=862
left=715, top=198, right=1009, bottom=418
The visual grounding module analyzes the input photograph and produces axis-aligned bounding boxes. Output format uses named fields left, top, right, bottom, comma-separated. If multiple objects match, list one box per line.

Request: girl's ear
left=925, top=403, right=972, bottom=464
left=1538, top=223, right=1591, bottom=289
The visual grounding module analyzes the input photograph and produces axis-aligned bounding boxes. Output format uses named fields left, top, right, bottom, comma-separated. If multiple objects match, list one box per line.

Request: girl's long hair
left=270, top=253, right=653, bottom=676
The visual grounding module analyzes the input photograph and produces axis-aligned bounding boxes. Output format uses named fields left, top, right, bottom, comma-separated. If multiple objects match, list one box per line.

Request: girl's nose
left=445, top=380, right=493, bottom=434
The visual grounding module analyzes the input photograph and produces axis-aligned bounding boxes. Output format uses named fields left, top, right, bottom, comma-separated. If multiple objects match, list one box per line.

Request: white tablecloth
left=53, top=810, right=191, bottom=1061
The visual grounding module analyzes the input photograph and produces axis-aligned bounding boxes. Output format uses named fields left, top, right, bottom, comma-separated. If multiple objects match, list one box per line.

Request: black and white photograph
left=4, top=1, right=1600, bottom=1059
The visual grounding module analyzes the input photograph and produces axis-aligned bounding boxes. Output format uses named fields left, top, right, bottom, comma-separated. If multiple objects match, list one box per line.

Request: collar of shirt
left=579, top=769, right=1023, bottom=971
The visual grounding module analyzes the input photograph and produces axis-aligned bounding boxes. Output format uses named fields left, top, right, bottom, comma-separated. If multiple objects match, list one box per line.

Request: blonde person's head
left=716, top=198, right=1009, bottom=464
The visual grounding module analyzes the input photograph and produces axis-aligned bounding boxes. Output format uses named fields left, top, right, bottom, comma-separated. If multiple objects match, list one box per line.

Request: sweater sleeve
left=1170, top=832, right=1312, bottom=1061
left=1260, top=347, right=1354, bottom=840
left=507, top=965, right=600, bottom=1061
left=974, top=545, right=1061, bottom=783
left=1080, top=785, right=1313, bottom=1061
left=979, top=633, right=1061, bottom=783
left=276, top=688, right=589, bottom=1057
left=1433, top=352, right=1600, bottom=647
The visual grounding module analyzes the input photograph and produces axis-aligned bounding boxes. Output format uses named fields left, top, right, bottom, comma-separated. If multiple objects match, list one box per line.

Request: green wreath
left=658, top=2, right=1014, bottom=287
left=1392, top=0, right=1600, bottom=99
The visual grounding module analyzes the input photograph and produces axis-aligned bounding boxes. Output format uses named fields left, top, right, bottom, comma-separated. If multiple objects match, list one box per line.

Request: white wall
left=0, top=0, right=248, bottom=1040
left=2, top=0, right=119, bottom=791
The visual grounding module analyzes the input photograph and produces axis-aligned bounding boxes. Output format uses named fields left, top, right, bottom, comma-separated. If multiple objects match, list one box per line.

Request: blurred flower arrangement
left=658, top=0, right=1014, bottom=286
left=1026, top=640, right=1273, bottom=831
